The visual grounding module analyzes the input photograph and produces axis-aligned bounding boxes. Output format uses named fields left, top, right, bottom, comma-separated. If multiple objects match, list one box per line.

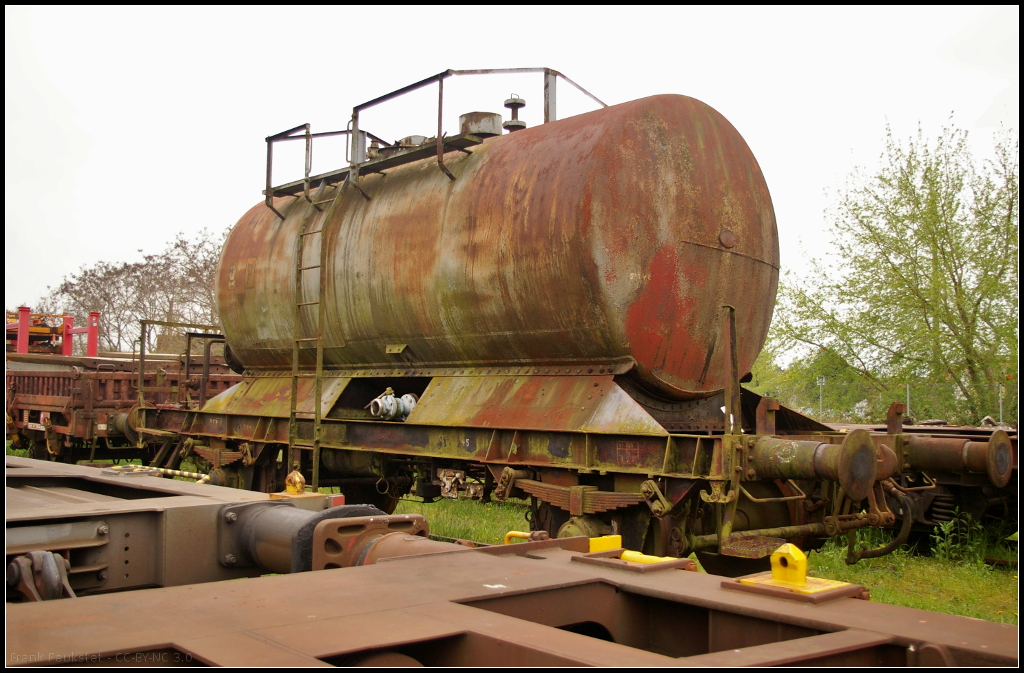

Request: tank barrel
left=219, top=94, right=779, bottom=399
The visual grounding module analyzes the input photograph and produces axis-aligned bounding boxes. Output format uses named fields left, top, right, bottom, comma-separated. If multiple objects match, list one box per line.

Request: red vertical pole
left=87, top=312, right=100, bottom=357
left=17, top=306, right=30, bottom=354
left=62, top=315, right=75, bottom=356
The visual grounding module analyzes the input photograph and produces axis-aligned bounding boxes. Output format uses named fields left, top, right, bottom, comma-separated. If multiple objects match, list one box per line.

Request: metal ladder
left=287, top=180, right=334, bottom=490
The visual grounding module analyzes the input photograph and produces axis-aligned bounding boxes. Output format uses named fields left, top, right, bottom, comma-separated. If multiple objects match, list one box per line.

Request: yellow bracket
left=587, top=536, right=676, bottom=564
left=772, top=543, right=808, bottom=585
left=285, top=466, right=307, bottom=494
left=739, top=543, right=851, bottom=595
left=588, top=535, right=622, bottom=552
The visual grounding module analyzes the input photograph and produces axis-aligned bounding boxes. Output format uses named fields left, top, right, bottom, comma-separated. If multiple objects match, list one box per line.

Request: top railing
left=263, top=68, right=606, bottom=215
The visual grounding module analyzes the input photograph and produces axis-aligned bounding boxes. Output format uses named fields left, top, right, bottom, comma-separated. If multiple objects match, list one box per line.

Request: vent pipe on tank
left=503, top=95, right=526, bottom=133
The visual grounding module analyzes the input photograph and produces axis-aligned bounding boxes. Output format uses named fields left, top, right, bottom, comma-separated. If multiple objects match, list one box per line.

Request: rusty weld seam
left=673, top=238, right=780, bottom=269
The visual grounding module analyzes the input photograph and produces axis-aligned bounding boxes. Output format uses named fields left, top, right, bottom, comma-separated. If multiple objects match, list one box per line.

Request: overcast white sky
left=4, top=5, right=1019, bottom=309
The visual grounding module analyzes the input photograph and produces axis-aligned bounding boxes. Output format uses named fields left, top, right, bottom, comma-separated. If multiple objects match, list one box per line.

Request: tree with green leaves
left=762, top=123, right=1018, bottom=426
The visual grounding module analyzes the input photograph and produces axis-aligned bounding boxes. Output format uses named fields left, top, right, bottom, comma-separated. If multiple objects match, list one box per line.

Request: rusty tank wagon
left=125, top=69, right=1016, bottom=575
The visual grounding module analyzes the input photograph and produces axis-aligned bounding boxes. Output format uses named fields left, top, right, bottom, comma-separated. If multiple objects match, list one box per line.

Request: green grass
left=6, top=439, right=29, bottom=458
left=804, top=539, right=1018, bottom=625
left=395, top=497, right=531, bottom=544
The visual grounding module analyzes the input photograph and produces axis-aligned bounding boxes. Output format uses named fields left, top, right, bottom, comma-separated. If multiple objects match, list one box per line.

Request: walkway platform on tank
left=267, top=133, right=484, bottom=197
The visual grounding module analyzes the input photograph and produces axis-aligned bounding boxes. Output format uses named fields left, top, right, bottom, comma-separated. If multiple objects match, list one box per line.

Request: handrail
left=264, top=68, right=606, bottom=209
left=137, top=320, right=221, bottom=409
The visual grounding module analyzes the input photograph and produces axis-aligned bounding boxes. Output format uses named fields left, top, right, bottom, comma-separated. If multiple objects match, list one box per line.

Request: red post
left=17, top=306, right=30, bottom=354
left=87, top=312, right=100, bottom=357
left=62, top=315, right=75, bottom=356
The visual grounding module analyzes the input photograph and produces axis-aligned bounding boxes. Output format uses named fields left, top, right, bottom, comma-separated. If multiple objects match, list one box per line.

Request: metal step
left=719, top=535, right=786, bottom=559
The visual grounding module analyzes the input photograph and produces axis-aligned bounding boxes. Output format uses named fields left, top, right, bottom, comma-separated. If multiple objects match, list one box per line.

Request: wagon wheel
left=530, top=500, right=570, bottom=539
left=26, top=433, right=71, bottom=462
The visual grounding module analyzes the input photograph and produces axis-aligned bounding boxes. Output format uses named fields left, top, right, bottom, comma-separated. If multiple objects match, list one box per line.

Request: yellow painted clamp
left=504, top=531, right=532, bottom=545
left=620, top=550, right=677, bottom=564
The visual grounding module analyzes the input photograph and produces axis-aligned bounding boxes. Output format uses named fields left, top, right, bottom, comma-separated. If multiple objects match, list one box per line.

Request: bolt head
left=224, top=511, right=238, bottom=523
left=98, top=570, right=108, bottom=580
left=223, top=554, right=237, bottom=566
left=746, top=468, right=756, bottom=479
left=97, top=524, right=109, bottom=536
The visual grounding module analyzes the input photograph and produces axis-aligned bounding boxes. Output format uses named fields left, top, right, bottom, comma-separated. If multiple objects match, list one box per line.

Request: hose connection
left=368, top=388, right=418, bottom=421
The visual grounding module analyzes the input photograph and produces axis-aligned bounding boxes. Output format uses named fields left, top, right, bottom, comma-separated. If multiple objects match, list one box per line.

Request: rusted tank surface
left=219, top=94, right=779, bottom=399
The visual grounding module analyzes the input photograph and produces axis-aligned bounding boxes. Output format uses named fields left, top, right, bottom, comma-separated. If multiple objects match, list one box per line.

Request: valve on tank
left=368, top=387, right=418, bottom=421
left=503, top=95, right=526, bottom=132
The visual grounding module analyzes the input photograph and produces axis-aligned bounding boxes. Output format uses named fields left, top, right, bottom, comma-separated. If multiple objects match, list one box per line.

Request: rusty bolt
left=746, top=468, right=756, bottom=479
left=735, top=465, right=743, bottom=472
left=97, top=524, right=109, bottom=536
left=223, top=554, right=237, bottom=566
left=224, top=511, right=238, bottom=523
left=98, top=570, right=108, bottom=581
